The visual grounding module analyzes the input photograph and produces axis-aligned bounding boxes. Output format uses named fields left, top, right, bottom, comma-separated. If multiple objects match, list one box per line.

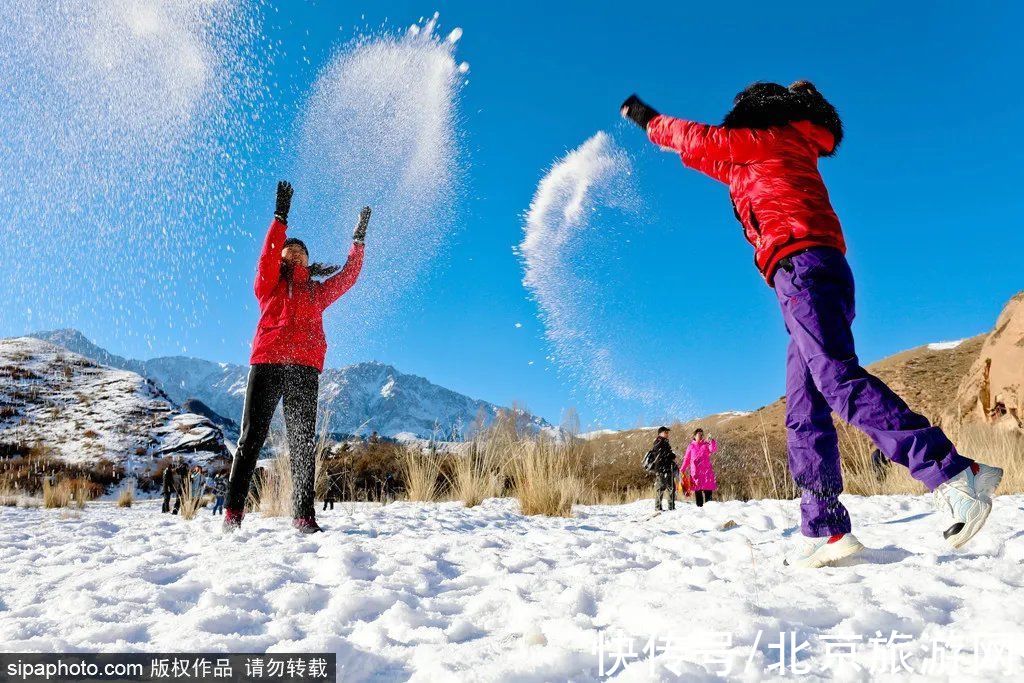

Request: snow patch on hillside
left=928, top=339, right=967, bottom=351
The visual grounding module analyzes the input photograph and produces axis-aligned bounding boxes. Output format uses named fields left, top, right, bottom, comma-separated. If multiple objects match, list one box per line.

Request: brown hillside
left=587, top=334, right=988, bottom=499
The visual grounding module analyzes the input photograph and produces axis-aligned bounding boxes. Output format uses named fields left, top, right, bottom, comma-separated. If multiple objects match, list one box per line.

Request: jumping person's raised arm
left=255, top=181, right=294, bottom=300
left=620, top=94, right=778, bottom=182
left=647, top=115, right=778, bottom=169
left=316, top=206, right=371, bottom=310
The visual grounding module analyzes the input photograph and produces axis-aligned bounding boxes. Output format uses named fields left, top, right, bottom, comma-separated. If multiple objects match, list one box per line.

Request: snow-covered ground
left=1, top=495, right=1023, bottom=681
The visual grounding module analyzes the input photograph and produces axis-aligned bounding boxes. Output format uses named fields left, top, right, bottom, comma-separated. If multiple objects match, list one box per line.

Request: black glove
left=353, top=206, right=371, bottom=243
left=620, top=94, right=659, bottom=130
left=275, top=181, right=294, bottom=223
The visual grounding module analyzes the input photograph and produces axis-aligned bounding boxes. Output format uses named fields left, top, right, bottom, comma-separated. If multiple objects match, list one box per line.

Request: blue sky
left=3, top=0, right=1022, bottom=429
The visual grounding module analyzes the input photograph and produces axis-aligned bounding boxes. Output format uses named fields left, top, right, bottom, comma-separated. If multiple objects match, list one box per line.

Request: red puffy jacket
left=647, top=115, right=845, bottom=283
left=249, top=218, right=364, bottom=372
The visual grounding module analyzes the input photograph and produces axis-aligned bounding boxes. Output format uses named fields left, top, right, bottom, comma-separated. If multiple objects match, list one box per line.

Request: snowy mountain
left=0, top=337, right=229, bottom=469
left=27, top=329, right=548, bottom=439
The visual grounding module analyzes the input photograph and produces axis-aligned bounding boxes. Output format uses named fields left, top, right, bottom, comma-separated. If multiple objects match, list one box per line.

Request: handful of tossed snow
left=520, top=133, right=687, bottom=420
left=295, top=14, right=467, bottom=356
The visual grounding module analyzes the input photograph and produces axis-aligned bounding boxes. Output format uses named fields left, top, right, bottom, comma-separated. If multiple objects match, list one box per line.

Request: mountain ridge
left=26, top=329, right=549, bottom=439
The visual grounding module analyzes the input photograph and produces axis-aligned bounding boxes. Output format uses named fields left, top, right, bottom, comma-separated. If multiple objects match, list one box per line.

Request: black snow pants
left=694, top=490, right=714, bottom=507
left=226, top=363, right=319, bottom=520
left=655, top=470, right=676, bottom=510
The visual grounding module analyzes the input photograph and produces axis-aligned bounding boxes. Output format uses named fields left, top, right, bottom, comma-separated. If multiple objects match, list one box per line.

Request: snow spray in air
left=520, top=132, right=691, bottom=424
left=293, top=14, right=468, bottom=358
left=0, top=0, right=270, bottom=347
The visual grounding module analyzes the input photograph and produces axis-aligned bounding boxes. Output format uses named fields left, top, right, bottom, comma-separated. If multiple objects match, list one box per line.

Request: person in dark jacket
left=161, top=465, right=174, bottom=513
left=210, top=475, right=226, bottom=515
left=647, top=426, right=678, bottom=512
left=171, top=461, right=187, bottom=515
left=323, top=474, right=338, bottom=511
left=621, top=81, right=1002, bottom=566
left=224, top=181, right=371, bottom=534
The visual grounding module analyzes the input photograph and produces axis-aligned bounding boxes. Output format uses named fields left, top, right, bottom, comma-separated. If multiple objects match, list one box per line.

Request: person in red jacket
left=224, top=180, right=371, bottom=534
left=622, top=82, right=1003, bottom=567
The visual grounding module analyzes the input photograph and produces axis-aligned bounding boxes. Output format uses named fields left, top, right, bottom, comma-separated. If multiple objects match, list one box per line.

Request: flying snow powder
left=520, top=132, right=690, bottom=423
left=0, top=0, right=270, bottom=344
left=292, top=14, right=466, bottom=358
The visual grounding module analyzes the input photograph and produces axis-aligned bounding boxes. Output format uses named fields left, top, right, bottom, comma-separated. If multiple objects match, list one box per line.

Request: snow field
left=1, top=494, right=1023, bottom=681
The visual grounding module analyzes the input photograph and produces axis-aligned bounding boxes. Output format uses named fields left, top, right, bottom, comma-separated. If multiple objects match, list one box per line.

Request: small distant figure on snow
left=682, top=428, right=718, bottom=508
left=323, top=474, right=339, bottom=511
left=643, top=426, right=678, bottom=512
left=161, top=464, right=174, bottom=514
left=210, top=474, right=226, bottom=515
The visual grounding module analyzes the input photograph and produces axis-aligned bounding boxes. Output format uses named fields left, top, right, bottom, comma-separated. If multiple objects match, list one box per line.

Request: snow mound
left=1, top=494, right=1021, bottom=678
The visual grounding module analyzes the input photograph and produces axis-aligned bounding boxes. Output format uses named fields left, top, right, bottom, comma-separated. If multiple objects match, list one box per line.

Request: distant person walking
left=161, top=465, right=174, bottom=513
left=323, top=474, right=338, bottom=511
left=224, top=181, right=371, bottom=534
left=211, top=475, right=226, bottom=515
left=171, top=461, right=187, bottom=515
left=681, top=429, right=718, bottom=508
left=644, top=426, right=678, bottom=512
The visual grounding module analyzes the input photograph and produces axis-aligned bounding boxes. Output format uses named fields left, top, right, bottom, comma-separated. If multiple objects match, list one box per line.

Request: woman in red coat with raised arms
left=224, top=181, right=371, bottom=533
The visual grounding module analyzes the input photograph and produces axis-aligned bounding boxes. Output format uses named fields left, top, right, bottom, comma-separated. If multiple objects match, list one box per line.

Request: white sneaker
left=973, top=462, right=1004, bottom=501
left=934, top=463, right=999, bottom=549
left=784, top=532, right=864, bottom=568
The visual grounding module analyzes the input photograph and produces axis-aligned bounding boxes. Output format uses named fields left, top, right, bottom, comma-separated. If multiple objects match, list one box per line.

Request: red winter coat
left=647, top=115, right=846, bottom=283
left=249, top=218, right=364, bottom=372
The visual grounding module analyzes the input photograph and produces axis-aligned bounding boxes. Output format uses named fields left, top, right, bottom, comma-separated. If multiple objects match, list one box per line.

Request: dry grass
left=509, top=437, right=591, bottom=517
left=399, top=446, right=444, bottom=502
left=42, top=479, right=70, bottom=508
left=117, top=481, right=135, bottom=508
left=258, top=453, right=293, bottom=518
left=176, top=474, right=205, bottom=520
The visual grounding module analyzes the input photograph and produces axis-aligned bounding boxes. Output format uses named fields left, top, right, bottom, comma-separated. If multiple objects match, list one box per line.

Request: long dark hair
left=281, top=236, right=340, bottom=283
left=722, top=80, right=843, bottom=155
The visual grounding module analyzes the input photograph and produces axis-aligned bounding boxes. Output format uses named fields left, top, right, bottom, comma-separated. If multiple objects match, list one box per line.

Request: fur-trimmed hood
left=722, top=81, right=843, bottom=156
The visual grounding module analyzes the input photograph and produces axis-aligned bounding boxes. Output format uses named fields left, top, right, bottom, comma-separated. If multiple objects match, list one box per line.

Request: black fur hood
left=722, top=80, right=843, bottom=156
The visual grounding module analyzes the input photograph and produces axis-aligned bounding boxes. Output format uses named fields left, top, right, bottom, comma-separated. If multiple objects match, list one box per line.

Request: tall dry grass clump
left=178, top=475, right=203, bottom=520
left=449, top=410, right=520, bottom=507
left=42, top=479, right=70, bottom=508
left=258, top=453, right=293, bottom=518
left=509, top=436, right=591, bottom=517
left=400, top=446, right=444, bottom=502
left=117, top=480, right=136, bottom=508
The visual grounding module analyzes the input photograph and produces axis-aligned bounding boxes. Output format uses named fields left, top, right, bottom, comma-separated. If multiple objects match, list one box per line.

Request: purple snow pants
left=773, top=247, right=971, bottom=537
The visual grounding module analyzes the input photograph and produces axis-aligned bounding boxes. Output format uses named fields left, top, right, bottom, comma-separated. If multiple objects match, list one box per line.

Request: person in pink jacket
left=681, top=428, right=718, bottom=507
